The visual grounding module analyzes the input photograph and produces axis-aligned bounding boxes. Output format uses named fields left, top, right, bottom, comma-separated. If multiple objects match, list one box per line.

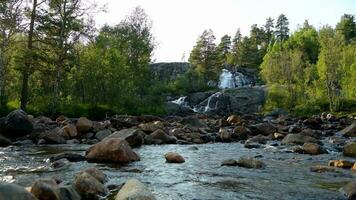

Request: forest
left=0, top=0, right=356, bottom=118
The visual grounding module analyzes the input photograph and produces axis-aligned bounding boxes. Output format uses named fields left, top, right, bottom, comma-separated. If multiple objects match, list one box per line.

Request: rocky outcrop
left=86, top=138, right=140, bottom=163
left=115, top=179, right=156, bottom=200
left=150, top=62, right=190, bottom=82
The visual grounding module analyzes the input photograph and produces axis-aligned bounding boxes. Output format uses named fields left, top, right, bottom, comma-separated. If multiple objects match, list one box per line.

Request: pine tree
left=275, top=14, right=289, bottom=42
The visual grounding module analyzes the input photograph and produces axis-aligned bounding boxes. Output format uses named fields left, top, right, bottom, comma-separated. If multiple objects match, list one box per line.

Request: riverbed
left=0, top=143, right=355, bottom=199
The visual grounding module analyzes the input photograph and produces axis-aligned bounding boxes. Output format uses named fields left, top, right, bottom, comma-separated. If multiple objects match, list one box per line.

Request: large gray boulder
left=0, top=109, right=33, bottom=138
left=105, top=128, right=144, bottom=148
left=0, top=181, right=37, bottom=200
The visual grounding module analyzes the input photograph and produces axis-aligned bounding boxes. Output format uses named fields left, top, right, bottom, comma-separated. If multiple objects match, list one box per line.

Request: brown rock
left=236, top=157, right=265, bottom=169
left=221, top=159, right=238, bottom=166
left=226, top=115, right=241, bottom=125
left=106, top=128, right=144, bottom=147
left=302, top=143, right=325, bottom=155
left=138, top=121, right=164, bottom=133
left=73, top=171, right=108, bottom=199
left=255, top=123, right=276, bottom=136
left=342, top=181, right=356, bottom=200
left=150, top=129, right=176, bottom=144
left=31, top=178, right=60, bottom=200
left=58, top=124, right=78, bottom=139
left=76, top=117, right=93, bottom=133
left=337, top=122, right=356, bottom=137
left=219, top=128, right=231, bottom=142
left=164, top=152, right=185, bottom=163
left=115, top=178, right=156, bottom=200
left=86, top=138, right=140, bottom=163
left=328, top=160, right=354, bottom=169
left=281, top=134, right=319, bottom=145
left=343, top=142, right=356, bottom=157
left=352, top=163, right=356, bottom=171
left=310, top=165, right=336, bottom=173
left=232, top=126, right=251, bottom=140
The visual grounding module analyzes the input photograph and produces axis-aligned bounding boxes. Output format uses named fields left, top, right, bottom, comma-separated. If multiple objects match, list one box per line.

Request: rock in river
left=0, top=181, right=37, bottom=200
left=281, top=134, right=319, bottom=145
left=73, top=169, right=108, bottom=199
left=115, top=178, right=156, bottom=200
left=0, top=109, right=33, bottom=138
left=236, top=157, right=265, bottom=169
left=105, top=128, right=145, bottom=148
left=165, top=152, right=185, bottom=163
left=341, top=181, right=356, bottom=200
left=86, top=138, right=140, bottom=163
left=343, top=142, right=356, bottom=158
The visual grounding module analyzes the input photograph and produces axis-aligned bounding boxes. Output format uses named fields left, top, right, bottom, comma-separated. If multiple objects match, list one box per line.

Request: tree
left=216, top=34, right=231, bottom=69
left=275, top=14, right=289, bottom=42
left=264, top=17, right=274, bottom=45
left=189, top=29, right=218, bottom=82
left=336, top=14, right=356, bottom=43
left=0, top=0, right=23, bottom=107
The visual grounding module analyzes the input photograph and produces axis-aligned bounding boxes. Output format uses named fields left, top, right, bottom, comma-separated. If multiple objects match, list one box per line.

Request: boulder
left=343, top=142, right=356, bottom=157
left=164, top=152, right=185, bottom=163
left=30, top=178, right=61, bottom=200
left=51, top=158, right=69, bottom=169
left=328, top=160, right=354, bottom=169
left=341, top=181, right=356, bottom=200
left=352, top=163, right=356, bottom=171
left=232, top=126, right=250, bottom=140
left=58, top=124, right=78, bottom=139
left=0, top=109, right=33, bottom=138
left=115, top=178, right=156, bottom=200
left=219, top=128, right=231, bottom=142
left=281, top=134, right=319, bottom=145
left=302, top=143, right=325, bottom=155
left=226, top=115, right=241, bottom=125
left=0, top=135, right=11, bottom=147
left=42, top=131, right=66, bottom=144
left=254, top=123, right=276, bottom=136
left=337, top=122, right=356, bottom=137
left=0, top=181, right=37, bottom=200
left=105, top=128, right=144, bottom=148
left=86, top=138, right=140, bottom=163
left=138, top=121, right=164, bottom=133
left=58, top=186, right=81, bottom=200
left=180, top=116, right=208, bottom=129
left=73, top=171, right=108, bottom=199
left=76, top=168, right=107, bottom=184
left=236, top=157, right=265, bottom=169
left=150, top=129, right=176, bottom=144
left=95, top=129, right=112, bottom=141
left=221, top=159, right=238, bottom=166
left=76, top=117, right=93, bottom=133
left=50, top=152, right=85, bottom=162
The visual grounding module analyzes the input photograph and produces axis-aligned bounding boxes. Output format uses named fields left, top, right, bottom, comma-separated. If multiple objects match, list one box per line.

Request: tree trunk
left=20, top=0, right=37, bottom=111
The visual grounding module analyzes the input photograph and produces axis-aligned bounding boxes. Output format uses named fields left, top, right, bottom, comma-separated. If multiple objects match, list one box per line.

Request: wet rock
left=288, top=125, right=302, bottom=133
left=226, top=115, right=241, bottom=125
left=303, top=117, right=322, bottom=128
left=281, top=134, right=319, bottom=145
left=86, top=138, right=140, bottom=163
left=138, top=121, right=164, bottom=133
left=115, top=178, right=156, bottom=200
left=343, top=142, right=356, bottom=157
left=51, top=158, right=69, bottom=169
left=337, top=122, right=356, bottom=137
left=187, top=146, right=199, bottom=150
left=180, top=116, right=208, bottom=129
left=95, top=129, right=111, bottom=141
left=106, top=128, right=144, bottom=148
left=58, top=186, right=81, bottom=200
left=232, top=126, right=250, bottom=140
left=0, top=135, right=11, bottom=147
left=50, top=152, right=85, bottom=162
left=76, top=117, right=93, bottom=133
left=302, top=143, right=325, bottom=155
left=0, top=109, right=33, bottom=138
left=221, top=159, right=238, bottom=166
left=73, top=171, right=108, bottom=199
left=164, top=152, right=185, bottom=163
left=31, top=178, right=61, bottom=200
left=273, top=132, right=285, bottom=140
left=244, top=142, right=261, bottom=149
left=42, top=131, right=66, bottom=144
left=219, top=128, right=231, bottom=142
left=236, top=157, right=265, bottom=169
left=310, top=165, right=336, bottom=173
left=246, top=134, right=269, bottom=144
left=254, top=123, right=276, bottom=136
left=328, top=160, right=354, bottom=169
left=58, top=124, right=78, bottom=139
left=150, top=129, right=176, bottom=144
left=0, top=181, right=37, bottom=200
left=341, top=181, right=356, bottom=200
left=77, top=168, right=107, bottom=184
left=352, top=163, right=356, bottom=171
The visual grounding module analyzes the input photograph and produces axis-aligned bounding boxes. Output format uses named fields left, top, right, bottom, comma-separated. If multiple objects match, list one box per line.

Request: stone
left=273, top=132, right=285, bottom=140
left=58, top=124, right=78, bottom=139
left=50, top=152, right=85, bottom=162
left=310, top=165, right=336, bottom=173
left=328, top=160, right=354, bottom=169
left=150, top=129, right=176, bottom=144
left=76, top=117, right=93, bottom=133
left=236, top=157, right=265, bottom=169
left=352, top=163, right=356, bottom=171
left=51, top=158, right=69, bottom=169
left=180, top=116, right=208, bottom=129
left=73, top=171, right=108, bottom=199
left=115, top=178, right=156, bottom=200
left=0, top=109, right=33, bottom=138
left=0, top=181, right=37, bottom=200
left=302, top=143, right=325, bottom=155
left=58, top=186, right=81, bottom=200
left=56, top=115, right=67, bottom=123
left=95, top=129, right=112, bottom=141
left=281, top=134, right=319, bottom=145
left=86, top=138, right=140, bottom=163
left=341, top=181, right=356, bottom=200
left=42, top=131, right=66, bottom=144
left=226, top=115, right=241, bottom=125
left=232, top=126, right=251, bottom=140
left=337, top=122, right=356, bottom=137
left=138, top=121, right=164, bottom=133
left=0, top=135, right=11, bottom=147
left=106, top=128, right=145, bottom=148
left=219, top=128, right=231, bottom=142
left=164, top=152, right=185, bottom=163
left=77, top=168, right=107, bottom=184
left=30, top=178, right=61, bottom=200
left=343, top=142, right=356, bottom=157
left=254, top=123, right=276, bottom=136
left=288, top=125, right=302, bottom=133
left=221, top=159, right=238, bottom=166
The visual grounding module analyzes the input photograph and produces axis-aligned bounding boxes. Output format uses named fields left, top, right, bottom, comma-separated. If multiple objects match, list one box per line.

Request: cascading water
left=171, top=96, right=189, bottom=107
left=218, top=69, right=251, bottom=89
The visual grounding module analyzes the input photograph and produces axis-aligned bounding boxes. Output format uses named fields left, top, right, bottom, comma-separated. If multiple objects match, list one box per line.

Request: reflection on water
left=0, top=143, right=354, bottom=199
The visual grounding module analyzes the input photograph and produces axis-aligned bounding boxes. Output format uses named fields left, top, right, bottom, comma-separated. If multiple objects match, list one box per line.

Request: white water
left=171, top=96, right=188, bottom=106
left=218, top=69, right=250, bottom=89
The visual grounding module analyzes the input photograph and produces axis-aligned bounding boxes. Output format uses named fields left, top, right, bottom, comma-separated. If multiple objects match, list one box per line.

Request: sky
left=95, top=0, right=356, bottom=62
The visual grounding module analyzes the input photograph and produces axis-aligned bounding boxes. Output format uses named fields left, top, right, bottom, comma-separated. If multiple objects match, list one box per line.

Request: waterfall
left=218, top=69, right=251, bottom=89
left=171, top=96, right=188, bottom=106
left=193, top=92, right=222, bottom=113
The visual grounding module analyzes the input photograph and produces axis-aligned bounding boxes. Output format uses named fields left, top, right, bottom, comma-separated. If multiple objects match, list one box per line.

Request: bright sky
left=95, top=0, right=356, bottom=62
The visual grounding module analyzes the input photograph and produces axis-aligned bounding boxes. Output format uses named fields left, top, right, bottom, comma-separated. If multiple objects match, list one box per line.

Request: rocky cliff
left=150, top=62, right=190, bottom=82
